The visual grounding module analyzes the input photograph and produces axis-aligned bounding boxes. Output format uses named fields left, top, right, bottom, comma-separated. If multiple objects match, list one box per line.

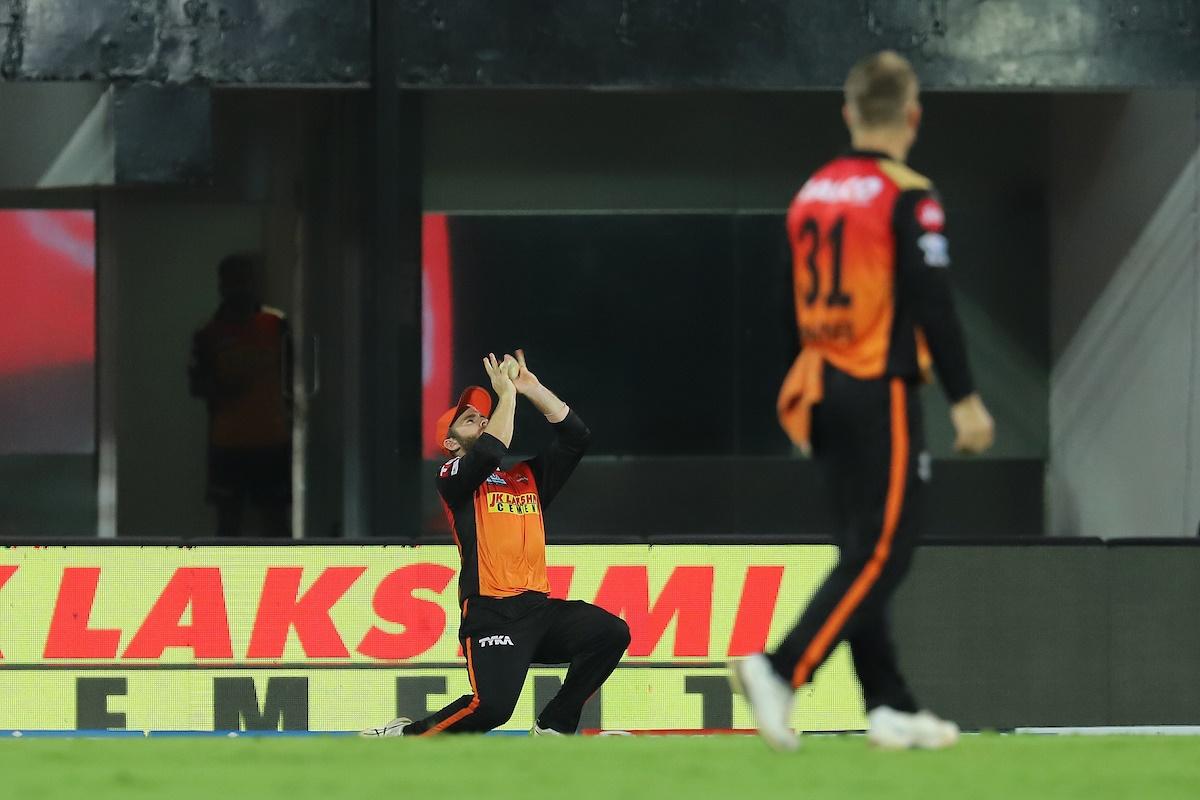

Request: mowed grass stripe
left=1, top=734, right=1198, bottom=800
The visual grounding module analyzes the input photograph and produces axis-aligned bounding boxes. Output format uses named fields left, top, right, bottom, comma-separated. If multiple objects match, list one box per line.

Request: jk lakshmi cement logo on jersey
left=486, top=492, right=540, bottom=515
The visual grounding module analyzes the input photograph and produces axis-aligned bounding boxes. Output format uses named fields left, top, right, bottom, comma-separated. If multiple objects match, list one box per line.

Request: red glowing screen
left=0, top=210, right=95, bottom=454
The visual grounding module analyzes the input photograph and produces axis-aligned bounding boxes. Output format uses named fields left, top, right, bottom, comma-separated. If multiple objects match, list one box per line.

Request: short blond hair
left=844, top=51, right=919, bottom=128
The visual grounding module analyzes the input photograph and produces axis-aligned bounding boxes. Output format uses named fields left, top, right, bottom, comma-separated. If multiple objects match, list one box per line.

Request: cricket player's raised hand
left=506, top=349, right=567, bottom=422
left=483, top=352, right=517, bottom=399
left=510, top=349, right=543, bottom=396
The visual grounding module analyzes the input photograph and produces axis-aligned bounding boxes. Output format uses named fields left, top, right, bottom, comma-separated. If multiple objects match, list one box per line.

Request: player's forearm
left=916, top=273, right=975, bottom=402
left=523, top=383, right=568, bottom=422
left=486, top=392, right=517, bottom=447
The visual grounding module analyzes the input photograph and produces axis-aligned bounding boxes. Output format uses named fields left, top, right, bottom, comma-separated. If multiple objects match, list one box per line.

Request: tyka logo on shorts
left=478, top=635, right=514, bottom=648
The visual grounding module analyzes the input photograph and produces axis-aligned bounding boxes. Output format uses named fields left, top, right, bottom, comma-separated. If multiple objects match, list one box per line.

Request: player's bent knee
left=472, top=700, right=518, bottom=730
left=609, top=617, right=632, bottom=651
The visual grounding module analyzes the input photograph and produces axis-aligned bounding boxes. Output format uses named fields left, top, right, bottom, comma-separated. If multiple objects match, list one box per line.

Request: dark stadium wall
left=4, top=1, right=1197, bottom=90
left=1104, top=544, right=1200, bottom=723
left=416, top=90, right=1049, bottom=539
left=80, top=89, right=1060, bottom=541
left=0, top=4, right=1194, bottom=547
left=895, top=542, right=1200, bottom=728
left=0, top=83, right=106, bottom=188
left=107, top=198, right=266, bottom=538
left=104, top=93, right=322, bottom=538
left=895, top=543, right=1110, bottom=728
left=104, top=91, right=374, bottom=540
left=391, top=1, right=1200, bottom=91
left=1047, top=90, right=1200, bottom=537
left=421, top=90, right=1051, bottom=462
left=18, top=89, right=1198, bottom=541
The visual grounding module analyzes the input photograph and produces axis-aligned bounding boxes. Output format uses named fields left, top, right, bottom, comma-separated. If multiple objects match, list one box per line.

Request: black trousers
left=406, top=592, right=631, bottom=735
left=768, top=367, right=923, bottom=713
left=207, top=445, right=291, bottom=538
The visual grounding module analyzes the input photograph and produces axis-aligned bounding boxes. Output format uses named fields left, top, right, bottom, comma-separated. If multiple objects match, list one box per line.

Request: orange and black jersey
left=188, top=305, right=292, bottom=449
left=785, top=150, right=974, bottom=401
left=437, top=411, right=590, bottom=606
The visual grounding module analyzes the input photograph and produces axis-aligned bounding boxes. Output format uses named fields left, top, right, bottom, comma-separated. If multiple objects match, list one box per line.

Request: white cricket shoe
left=866, top=706, right=915, bottom=749
left=867, top=707, right=959, bottom=750
left=359, top=716, right=412, bottom=738
left=731, top=654, right=799, bottom=752
left=530, top=723, right=566, bottom=736
left=908, top=710, right=960, bottom=749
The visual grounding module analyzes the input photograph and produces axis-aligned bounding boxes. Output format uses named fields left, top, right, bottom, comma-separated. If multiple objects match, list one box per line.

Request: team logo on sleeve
left=916, top=197, right=945, bottom=232
left=918, top=233, right=950, bottom=267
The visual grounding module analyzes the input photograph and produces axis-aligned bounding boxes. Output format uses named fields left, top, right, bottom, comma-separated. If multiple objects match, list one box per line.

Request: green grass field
left=3, top=735, right=1198, bottom=800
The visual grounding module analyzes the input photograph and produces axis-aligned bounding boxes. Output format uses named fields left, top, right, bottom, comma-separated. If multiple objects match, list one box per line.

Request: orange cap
left=435, top=386, right=493, bottom=453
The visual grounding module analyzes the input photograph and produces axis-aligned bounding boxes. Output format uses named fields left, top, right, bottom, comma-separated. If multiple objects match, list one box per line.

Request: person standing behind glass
left=189, top=253, right=292, bottom=538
